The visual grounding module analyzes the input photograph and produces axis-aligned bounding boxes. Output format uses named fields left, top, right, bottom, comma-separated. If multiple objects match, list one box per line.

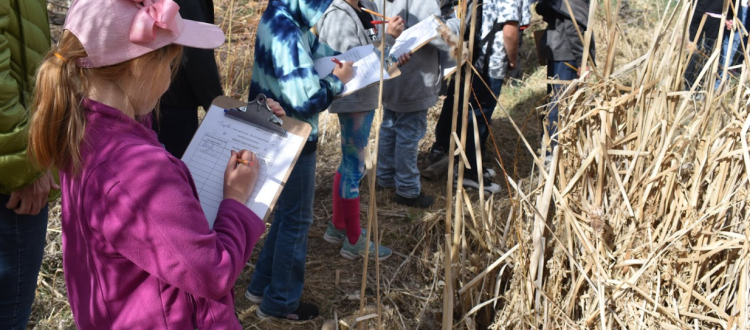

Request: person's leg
left=336, top=111, right=375, bottom=243
left=546, top=60, right=578, bottom=152
left=464, top=75, right=503, bottom=175
left=152, top=105, right=200, bottom=158
left=393, top=110, right=428, bottom=199
left=376, top=109, right=398, bottom=188
left=255, top=151, right=317, bottom=317
left=0, top=195, right=48, bottom=330
left=432, top=79, right=461, bottom=157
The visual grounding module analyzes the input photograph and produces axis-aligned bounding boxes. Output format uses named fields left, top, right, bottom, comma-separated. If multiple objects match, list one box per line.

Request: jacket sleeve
left=95, top=146, right=265, bottom=300
left=310, top=31, right=341, bottom=59
left=0, top=11, right=43, bottom=194
left=273, top=33, right=344, bottom=118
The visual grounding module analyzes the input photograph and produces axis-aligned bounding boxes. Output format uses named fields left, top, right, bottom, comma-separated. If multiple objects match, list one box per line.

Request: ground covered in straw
left=28, top=0, right=726, bottom=329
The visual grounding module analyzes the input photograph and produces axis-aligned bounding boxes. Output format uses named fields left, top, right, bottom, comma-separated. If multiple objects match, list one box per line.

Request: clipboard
left=182, top=96, right=312, bottom=227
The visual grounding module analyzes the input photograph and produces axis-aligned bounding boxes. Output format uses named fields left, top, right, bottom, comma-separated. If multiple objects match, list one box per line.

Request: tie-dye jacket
left=248, top=0, right=343, bottom=148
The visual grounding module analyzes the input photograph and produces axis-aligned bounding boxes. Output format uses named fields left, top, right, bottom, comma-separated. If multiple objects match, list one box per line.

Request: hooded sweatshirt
left=61, top=99, right=265, bottom=330
left=380, top=0, right=461, bottom=112
left=316, top=0, right=397, bottom=113
left=249, top=0, right=344, bottom=153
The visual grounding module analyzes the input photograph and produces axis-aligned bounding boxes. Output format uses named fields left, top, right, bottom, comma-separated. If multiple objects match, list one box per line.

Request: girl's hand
left=266, top=98, right=285, bottom=117
left=397, top=52, right=411, bottom=67
left=333, top=61, right=354, bottom=84
left=223, top=150, right=260, bottom=204
left=387, top=16, right=405, bottom=38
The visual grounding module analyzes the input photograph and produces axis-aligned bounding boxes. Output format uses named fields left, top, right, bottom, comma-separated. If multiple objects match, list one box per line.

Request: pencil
left=361, top=7, right=390, bottom=20
left=563, top=62, right=579, bottom=72
left=236, top=158, right=249, bottom=165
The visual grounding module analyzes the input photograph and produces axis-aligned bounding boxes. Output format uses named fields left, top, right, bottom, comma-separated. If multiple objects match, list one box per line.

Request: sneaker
left=244, top=290, right=263, bottom=304
left=256, top=302, right=320, bottom=321
left=322, top=222, right=345, bottom=244
left=456, top=172, right=501, bottom=194
left=428, top=148, right=446, bottom=165
left=340, top=229, right=392, bottom=261
left=483, top=168, right=496, bottom=179
left=393, top=192, right=434, bottom=208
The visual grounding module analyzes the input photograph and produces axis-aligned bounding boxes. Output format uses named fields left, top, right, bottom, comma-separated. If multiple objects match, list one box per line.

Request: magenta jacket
left=60, top=99, right=265, bottom=329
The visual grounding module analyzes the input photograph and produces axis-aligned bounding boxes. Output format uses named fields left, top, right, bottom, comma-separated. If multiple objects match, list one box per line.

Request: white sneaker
left=244, top=290, right=263, bottom=304
left=483, top=168, right=496, bottom=179
left=455, top=173, right=501, bottom=194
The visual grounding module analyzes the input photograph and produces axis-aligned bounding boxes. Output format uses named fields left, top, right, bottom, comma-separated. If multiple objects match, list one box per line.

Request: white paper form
left=314, top=45, right=390, bottom=95
left=182, top=105, right=305, bottom=228
left=389, top=15, right=440, bottom=58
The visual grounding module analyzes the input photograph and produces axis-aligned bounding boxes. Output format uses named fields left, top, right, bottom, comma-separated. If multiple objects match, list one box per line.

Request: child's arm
left=274, top=38, right=345, bottom=118
left=316, top=11, right=361, bottom=52
left=309, top=31, right=340, bottom=59
left=93, top=145, right=265, bottom=300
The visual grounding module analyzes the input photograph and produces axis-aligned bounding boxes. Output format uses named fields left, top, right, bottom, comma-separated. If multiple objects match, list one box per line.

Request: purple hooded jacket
left=60, top=99, right=265, bottom=329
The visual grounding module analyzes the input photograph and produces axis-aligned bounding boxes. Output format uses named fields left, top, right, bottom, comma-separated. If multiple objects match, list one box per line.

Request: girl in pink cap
left=27, top=0, right=283, bottom=328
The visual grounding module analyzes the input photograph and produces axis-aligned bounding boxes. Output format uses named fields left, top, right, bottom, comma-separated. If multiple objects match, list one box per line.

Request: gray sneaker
left=323, top=222, right=345, bottom=244
left=340, top=229, right=392, bottom=261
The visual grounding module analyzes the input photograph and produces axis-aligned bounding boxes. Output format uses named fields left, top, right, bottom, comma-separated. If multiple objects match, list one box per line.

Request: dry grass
left=30, top=0, right=737, bottom=329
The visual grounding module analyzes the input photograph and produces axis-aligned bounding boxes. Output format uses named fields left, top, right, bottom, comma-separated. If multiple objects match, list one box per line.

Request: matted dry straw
left=437, top=0, right=750, bottom=329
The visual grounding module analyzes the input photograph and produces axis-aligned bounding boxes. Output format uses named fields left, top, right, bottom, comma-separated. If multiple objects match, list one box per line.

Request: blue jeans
left=432, top=74, right=503, bottom=175
left=0, top=194, right=48, bottom=330
left=546, top=60, right=578, bottom=151
left=377, top=109, right=428, bottom=198
left=716, top=6, right=748, bottom=90
left=337, top=111, right=376, bottom=199
left=247, top=151, right=316, bottom=316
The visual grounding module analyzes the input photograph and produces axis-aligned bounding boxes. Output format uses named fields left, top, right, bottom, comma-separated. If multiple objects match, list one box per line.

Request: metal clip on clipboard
left=224, top=94, right=287, bottom=137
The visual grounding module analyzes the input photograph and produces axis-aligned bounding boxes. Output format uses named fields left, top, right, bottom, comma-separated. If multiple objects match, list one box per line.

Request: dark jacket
left=537, top=0, right=594, bottom=66
left=536, top=0, right=590, bottom=28
left=0, top=0, right=59, bottom=197
left=160, top=0, right=223, bottom=110
left=689, top=0, right=727, bottom=43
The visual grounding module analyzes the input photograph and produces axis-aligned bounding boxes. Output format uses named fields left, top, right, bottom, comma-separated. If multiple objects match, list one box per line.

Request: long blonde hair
left=28, top=31, right=182, bottom=174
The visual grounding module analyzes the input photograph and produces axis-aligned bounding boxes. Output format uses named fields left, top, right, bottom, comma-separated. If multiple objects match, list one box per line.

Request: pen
left=332, top=58, right=343, bottom=68
left=371, top=20, right=389, bottom=24
left=361, top=7, right=391, bottom=20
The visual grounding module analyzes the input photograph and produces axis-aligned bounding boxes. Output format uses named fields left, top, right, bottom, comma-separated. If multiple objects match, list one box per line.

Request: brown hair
left=28, top=31, right=182, bottom=174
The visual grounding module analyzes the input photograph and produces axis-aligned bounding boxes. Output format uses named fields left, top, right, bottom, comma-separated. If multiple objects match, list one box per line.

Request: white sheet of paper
left=182, top=105, right=305, bottom=228
left=314, top=45, right=390, bottom=95
left=389, top=15, right=440, bottom=58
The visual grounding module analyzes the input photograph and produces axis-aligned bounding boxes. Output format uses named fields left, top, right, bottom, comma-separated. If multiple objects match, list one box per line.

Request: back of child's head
left=28, top=0, right=226, bottom=174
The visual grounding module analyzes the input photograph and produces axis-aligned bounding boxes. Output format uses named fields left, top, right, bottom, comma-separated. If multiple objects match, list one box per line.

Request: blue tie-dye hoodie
left=249, top=0, right=343, bottom=150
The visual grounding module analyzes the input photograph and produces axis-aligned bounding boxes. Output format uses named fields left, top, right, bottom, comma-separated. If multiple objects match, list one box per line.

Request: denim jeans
left=0, top=194, right=48, bottom=330
left=433, top=74, right=503, bottom=176
left=377, top=109, right=427, bottom=198
left=247, top=151, right=316, bottom=316
left=337, top=111, right=376, bottom=199
left=716, top=6, right=748, bottom=90
left=546, top=60, right=578, bottom=151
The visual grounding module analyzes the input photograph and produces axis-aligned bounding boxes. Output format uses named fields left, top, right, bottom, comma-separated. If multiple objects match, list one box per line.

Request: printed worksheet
left=182, top=105, right=305, bottom=228
left=389, top=15, right=440, bottom=58
left=314, top=45, right=390, bottom=95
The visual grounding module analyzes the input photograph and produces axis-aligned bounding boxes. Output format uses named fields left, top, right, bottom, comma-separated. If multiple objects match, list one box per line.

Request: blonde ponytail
left=28, top=31, right=182, bottom=174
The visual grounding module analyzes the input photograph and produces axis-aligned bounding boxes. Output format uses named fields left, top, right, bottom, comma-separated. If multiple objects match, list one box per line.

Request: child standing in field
left=316, top=0, right=409, bottom=261
left=243, top=0, right=353, bottom=322
left=376, top=1, right=460, bottom=208
left=27, top=0, right=281, bottom=328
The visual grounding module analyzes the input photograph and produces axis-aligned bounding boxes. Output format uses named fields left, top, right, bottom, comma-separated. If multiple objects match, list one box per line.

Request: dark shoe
left=393, top=192, right=434, bottom=208
left=428, top=148, right=446, bottom=165
left=256, top=302, right=320, bottom=321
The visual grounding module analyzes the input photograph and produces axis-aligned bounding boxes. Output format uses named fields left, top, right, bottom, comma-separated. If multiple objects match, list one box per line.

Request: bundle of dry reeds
left=441, top=0, right=750, bottom=329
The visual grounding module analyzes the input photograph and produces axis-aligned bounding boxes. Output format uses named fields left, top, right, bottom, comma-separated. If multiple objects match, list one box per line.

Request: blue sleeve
left=309, top=31, right=341, bottom=59
left=272, top=34, right=344, bottom=118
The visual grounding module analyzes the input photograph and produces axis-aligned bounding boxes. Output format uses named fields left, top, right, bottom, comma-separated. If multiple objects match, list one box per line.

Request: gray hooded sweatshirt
left=380, top=0, right=461, bottom=112
left=316, top=0, right=397, bottom=113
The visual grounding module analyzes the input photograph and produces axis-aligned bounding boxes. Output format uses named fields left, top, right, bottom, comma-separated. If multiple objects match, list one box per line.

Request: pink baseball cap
left=64, top=0, right=225, bottom=68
